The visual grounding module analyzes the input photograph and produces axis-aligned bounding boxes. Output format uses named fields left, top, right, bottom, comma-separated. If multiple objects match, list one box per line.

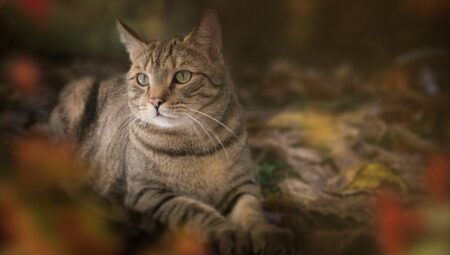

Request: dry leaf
left=266, top=110, right=354, bottom=147
left=330, top=163, right=408, bottom=192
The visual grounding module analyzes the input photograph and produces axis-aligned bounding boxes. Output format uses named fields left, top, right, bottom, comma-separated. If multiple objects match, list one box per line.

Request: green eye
left=174, top=70, right=192, bottom=84
left=136, top=73, right=149, bottom=86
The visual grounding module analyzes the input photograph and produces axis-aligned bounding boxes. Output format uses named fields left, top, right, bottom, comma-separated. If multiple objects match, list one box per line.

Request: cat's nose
left=149, top=98, right=164, bottom=109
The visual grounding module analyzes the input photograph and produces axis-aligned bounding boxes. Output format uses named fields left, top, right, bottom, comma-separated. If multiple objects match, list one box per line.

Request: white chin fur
left=150, top=116, right=176, bottom=128
left=136, top=110, right=179, bottom=128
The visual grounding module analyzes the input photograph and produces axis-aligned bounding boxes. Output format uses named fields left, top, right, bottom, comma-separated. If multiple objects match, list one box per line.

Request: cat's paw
left=208, top=223, right=251, bottom=255
left=250, top=224, right=295, bottom=255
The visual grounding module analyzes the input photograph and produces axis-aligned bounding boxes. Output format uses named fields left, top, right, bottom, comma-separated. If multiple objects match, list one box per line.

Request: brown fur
left=49, top=10, right=294, bottom=255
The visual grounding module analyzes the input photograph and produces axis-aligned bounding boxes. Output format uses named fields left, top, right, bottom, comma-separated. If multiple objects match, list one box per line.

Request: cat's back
left=49, top=75, right=131, bottom=198
left=49, top=75, right=128, bottom=142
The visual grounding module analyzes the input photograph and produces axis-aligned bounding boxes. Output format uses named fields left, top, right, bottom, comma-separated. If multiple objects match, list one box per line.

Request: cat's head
left=117, top=10, right=231, bottom=129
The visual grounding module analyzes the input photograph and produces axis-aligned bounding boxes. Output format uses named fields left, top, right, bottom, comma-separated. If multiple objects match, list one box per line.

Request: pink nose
left=149, top=98, right=164, bottom=109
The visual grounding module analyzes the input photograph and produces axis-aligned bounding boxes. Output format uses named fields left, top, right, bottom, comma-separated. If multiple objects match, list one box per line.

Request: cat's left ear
left=117, top=20, right=147, bottom=60
left=186, top=9, right=223, bottom=59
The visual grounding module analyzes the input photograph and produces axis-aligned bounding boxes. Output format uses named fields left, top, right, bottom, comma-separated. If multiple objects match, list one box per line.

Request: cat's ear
left=187, top=9, right=222, bottom=58
left=117, top=20, right=147, bottom=60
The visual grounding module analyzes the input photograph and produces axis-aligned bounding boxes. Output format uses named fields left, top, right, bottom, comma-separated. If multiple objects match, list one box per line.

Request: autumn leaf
left=330, top=163, right=408, bottom=192
left=0, top=185, right=58, bottom=255
left=12, top=135, right=86, bottom=189
left=15, top=0, right=50, bottom=27
left=425, top=154, right=450, bottom=201
left=6, top=56, right=42, bottom=97
left=140, top=231, right=210, bottom=255
left=266, top=110, right=356, bottom=148
left=376, top=191, right=423, bottom=255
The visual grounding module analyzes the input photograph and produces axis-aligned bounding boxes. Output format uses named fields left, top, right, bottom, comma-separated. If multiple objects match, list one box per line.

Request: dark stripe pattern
left=78, top=79, right=100, bottom=141
left=49, top=16, right=263, bottom=244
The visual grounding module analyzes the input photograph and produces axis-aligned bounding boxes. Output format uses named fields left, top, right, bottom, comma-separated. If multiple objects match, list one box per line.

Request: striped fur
left=49, top=10, right=294, bottom=255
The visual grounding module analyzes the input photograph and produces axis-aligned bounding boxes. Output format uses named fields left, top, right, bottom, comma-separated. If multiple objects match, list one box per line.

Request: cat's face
left=118, top=11, right=227, bottom=129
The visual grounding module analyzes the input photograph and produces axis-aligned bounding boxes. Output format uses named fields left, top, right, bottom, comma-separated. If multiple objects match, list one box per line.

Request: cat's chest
left=148, top=153, right=233, bottom=203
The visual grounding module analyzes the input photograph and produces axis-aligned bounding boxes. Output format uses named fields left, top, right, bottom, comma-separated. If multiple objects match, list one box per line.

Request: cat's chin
left=149, top=115, right=178, bottom=128
left=136, top=114, right=183, bottom=129
left=133, top=109, right=182, bottom=129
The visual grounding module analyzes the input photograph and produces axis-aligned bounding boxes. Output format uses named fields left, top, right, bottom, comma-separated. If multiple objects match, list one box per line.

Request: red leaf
left=6, top=56, right=41, bottom=97
left=376, top=190, right=423, bottom=255
left=16, top=0, right=50, bottom=27
left=425, top=154, right=450, bottom=202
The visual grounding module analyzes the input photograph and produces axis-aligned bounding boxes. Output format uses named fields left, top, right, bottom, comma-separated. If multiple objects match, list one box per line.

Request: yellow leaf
left=346, top=163, right=408, bottom=191
left=266, top=111, right=351, bottom=147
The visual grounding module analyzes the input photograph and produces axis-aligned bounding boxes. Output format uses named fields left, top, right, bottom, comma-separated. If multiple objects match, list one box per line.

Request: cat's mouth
left=147, top=109, right=183, bottom=128
left=155, top=109, right=177, bottom=118
left=134, top=106, right=183, bottom=128
left=154, top=111, right=163, bottom=117
left=153, top=113, right=170, bottom=119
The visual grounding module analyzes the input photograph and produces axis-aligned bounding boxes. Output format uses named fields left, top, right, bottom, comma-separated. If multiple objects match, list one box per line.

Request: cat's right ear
left=116, top=20, right=147, bottom=60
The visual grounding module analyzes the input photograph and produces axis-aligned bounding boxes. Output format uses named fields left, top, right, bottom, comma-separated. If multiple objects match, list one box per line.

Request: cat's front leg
left=126, top=189, right=250, bottom=255
left=228, top=194, right=295, bottom=255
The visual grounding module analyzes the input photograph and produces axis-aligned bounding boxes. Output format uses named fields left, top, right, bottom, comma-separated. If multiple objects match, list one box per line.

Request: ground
left=0, top=55, right=449, bottom=255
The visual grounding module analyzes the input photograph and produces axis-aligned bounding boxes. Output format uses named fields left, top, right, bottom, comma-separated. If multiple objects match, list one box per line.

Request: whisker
left=116, top=114, right=136, bottom=138
left=185, top=113, right=230, bottom=160
left=183, top=115, right=208, bottom=153
left=185, top=107, right=242, bottom=144
left=105, top=113, right=136, bottom=151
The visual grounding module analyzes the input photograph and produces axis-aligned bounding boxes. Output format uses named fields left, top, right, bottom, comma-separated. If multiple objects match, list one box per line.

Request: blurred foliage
left=266, top=110, right=353, bottom=148
left=333, top=163, right=408, bottom=192
left=0, top=135, right=214, bottom=255
left=1, top=0, right=450, bottom=255
left=1, top=0, right=449, bottom=66
left=255, top=162, right=284, bottom=195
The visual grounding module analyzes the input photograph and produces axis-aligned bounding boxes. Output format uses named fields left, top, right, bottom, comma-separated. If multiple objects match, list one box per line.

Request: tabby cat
left=49, top=10, right=293, bottom=255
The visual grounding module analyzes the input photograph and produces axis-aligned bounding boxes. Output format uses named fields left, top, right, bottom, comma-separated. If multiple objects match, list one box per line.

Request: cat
left=49, top=10, right=294, bottom=255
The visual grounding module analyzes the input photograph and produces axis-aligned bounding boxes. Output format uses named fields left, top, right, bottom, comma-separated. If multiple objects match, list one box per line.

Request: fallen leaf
left=425, top=154, right=450, bottom=201
left=278, top=178, right=374, bottom=223
left=266, top=110, right=354, bottom=147
left=331, top=163, right=408, bottom=192
left=15, top=0, right=50, bottom=27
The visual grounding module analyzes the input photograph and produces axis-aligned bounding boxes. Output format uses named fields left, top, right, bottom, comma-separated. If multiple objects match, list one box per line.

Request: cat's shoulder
left=49, top=74, right=128, bottom=139
left=57, top=74, right=126, bottom=100
left=98, top=74, right=128, bottom=94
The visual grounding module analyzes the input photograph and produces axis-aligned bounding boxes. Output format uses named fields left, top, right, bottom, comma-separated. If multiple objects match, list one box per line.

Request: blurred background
left=1, top=1, right=450, bottom=255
